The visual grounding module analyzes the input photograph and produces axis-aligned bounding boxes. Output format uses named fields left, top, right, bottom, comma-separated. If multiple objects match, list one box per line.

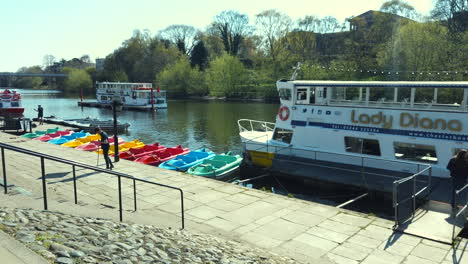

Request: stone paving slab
left=1, top=131, right=468, bottom=264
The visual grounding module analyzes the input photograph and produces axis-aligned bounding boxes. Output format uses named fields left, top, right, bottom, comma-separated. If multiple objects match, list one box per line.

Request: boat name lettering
left=351, top=110, right=462, bottom=132
left=399, top=113, right=462, bottom=132
left=351, top=110, right=393, bottom=129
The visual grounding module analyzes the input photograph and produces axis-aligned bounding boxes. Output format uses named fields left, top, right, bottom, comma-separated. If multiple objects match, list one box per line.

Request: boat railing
left=238, top=119, right=275, bottom=133
left=0, top=143, right=185, bottom=229
left=392, top=165, right=432, bottom=230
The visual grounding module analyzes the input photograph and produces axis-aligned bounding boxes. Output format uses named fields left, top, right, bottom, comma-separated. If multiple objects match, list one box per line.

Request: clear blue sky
left=1, top=0, right=434, bottom=72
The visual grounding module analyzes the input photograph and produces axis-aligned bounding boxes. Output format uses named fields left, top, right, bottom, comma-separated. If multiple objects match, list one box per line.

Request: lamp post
left=112, top=96, right=123, bottom=162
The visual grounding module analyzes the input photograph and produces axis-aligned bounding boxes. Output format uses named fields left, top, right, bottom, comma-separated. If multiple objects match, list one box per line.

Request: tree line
left=11, top=0, right=468, bottom=100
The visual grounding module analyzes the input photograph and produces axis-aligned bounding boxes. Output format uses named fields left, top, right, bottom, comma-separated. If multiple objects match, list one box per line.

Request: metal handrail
left=0, top=143, right=185, bottom=229
left=452, top=181, right=468, bottom=241
left=392, top=166, right=432, bottom=228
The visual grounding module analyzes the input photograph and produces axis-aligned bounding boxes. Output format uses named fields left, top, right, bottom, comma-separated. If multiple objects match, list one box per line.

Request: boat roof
left=279, top=80, right=468, bottom=88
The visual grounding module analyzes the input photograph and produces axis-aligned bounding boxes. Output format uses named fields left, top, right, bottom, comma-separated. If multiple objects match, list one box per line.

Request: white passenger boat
left=238, top=78, right=468, bottom=196
left=96, top=82, right=167, bottom=110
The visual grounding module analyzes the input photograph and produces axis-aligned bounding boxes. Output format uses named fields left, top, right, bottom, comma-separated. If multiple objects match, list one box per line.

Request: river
left=18, top=89, right=279, bottom=154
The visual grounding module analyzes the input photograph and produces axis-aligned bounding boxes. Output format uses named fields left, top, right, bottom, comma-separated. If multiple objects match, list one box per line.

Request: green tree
left=64, top=68, right=93, bottom=94
left=158, top=58, right=206, bottom=97
left=377, top=22, right=452, bottom=80
left=205, top=54, right=248, bottom=97
left=190, top=40, right=209, bottom=70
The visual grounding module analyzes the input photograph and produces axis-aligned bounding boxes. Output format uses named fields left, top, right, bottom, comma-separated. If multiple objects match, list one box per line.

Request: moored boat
left=0, top=89, right=24, bottom=115
left=159, top=148, right=215, bottom=171
left=134, top=145, right=189, bottom=166
left=238, top=77, right=468, bottom=198
left=187, top=152, right=242, bottom=179
left=95, top=82, right=167, bottom=110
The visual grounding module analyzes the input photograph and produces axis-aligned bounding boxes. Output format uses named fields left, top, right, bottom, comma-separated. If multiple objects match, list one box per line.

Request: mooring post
left=41, top=157, right=48, bottom=210
left=1, top=148, right=6, bottom=194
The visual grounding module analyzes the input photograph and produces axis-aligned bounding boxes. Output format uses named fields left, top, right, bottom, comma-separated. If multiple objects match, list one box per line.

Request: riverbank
left=0, top=129, right=466, bottom=264
left=0, top=207, right=295, bottom=264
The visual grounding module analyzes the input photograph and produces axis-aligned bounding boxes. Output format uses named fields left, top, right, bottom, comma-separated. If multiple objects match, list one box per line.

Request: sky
left=1, top=0, right=435, bottom=72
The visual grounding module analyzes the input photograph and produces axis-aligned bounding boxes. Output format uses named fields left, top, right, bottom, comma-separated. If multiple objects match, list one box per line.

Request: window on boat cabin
left=393, top=142, right=437, bottom=164
left=278, top=88, right=291, bottom=101
left=272, top=128, right=293, bottom=144
left=0, top=103, right=2, bottom=108
left=101, top=96, right=107, bottom=101
left=344, top=137, right=381, bottom=156
left=309, top=87, right=315, bottom=104
left=11, top=102, right=19, bottom=107
left=296, top=88, right=308, bottom=104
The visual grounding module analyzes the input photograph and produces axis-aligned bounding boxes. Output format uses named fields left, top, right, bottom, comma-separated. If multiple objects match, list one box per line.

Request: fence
left=0, top=143, right=185, bottom=229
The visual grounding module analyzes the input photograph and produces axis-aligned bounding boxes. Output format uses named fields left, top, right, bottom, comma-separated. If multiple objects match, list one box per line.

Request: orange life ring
left=278, top=106, right=289, bottom=121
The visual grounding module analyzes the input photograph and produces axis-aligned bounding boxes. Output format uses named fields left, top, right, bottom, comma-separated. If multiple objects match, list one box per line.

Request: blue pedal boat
left=159, top=148, right=215, bottom=171
left=48, top=131, right=89, bottom=145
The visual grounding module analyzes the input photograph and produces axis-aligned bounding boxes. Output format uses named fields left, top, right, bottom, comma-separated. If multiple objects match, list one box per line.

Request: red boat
left=0, top=90, right=24, bottom=115
left=118, top=142, right=164, bottom=160
left=134, top=145, right=189, bottom=166
left=134, top=154, right=162, bottom=166
left=75, top=142, right=100, bottom=152
left=33, top=133, right=61, bottom=142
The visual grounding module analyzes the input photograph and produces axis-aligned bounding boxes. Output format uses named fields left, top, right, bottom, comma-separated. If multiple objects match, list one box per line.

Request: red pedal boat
left=134, top=145, right=189, bottom=166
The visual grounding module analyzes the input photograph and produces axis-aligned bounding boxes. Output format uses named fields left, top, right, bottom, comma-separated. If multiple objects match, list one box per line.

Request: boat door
left=315, top=87, right=328, bottom=105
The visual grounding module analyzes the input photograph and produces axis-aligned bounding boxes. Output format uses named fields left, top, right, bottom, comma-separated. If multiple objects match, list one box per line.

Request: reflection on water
left=18, top=89, right=279, bottom=153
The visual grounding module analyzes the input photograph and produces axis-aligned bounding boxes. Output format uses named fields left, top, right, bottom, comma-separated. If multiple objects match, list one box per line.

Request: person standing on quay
left=95, top=127, right=114, bottom=170
left=34, top=105, right=44, bottom=125
left=447, top=149, right=468, bottom=211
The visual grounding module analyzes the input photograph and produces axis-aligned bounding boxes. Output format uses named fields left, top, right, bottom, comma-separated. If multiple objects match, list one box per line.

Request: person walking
left=95, top=127, right=114, bottom=170
left=34, top=105, right=44, bottom=125
left=447, top=149, right=468, bottom=211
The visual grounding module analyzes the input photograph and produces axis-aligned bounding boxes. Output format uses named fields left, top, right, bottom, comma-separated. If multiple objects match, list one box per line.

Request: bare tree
left=431, top=0, right=467, bottom=32
left=380, top=0, right=418, bottom=20
left=211, top=10, right=252, bottom=56
left=158, top=25, right=197, bottom=54
left=297, top=15, right=321, bottom=33
left=255, top=9, right=292, bottom=60
left=319, top=16, right=341, bottom=33
left=42, top=54, right=56, bottom=70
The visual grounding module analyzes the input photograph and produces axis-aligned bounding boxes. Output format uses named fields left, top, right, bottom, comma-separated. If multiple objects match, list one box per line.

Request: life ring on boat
left=278, top=106, right=290, bottom=121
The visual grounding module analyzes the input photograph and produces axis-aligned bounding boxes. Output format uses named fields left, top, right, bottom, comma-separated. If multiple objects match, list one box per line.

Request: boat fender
left=278, top=106, right=290, bottom=121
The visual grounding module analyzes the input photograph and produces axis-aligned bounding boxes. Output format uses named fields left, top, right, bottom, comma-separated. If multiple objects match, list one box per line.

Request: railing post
left=180, top=190, right=185, bottom=229
left=133, top=179, right=137, bottom=212
left=40, top=157, right=48, bottom=210
left=412, top=175, right=416, bottom=218
left=1, top=148, right=7, bottom=194
left=72, top=165, right=77, bottom=204
left=118, top=175, right=123, bottom=221
left=393, top=181, right=398, bottom=228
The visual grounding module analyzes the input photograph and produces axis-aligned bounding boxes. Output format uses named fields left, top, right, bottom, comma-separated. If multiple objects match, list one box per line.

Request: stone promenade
left=0, top=129, right=467, bottom=264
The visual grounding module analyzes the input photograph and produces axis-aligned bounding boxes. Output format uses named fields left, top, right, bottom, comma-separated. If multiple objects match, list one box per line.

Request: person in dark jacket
left=95, top=127, right=114, bottom=170
left=447, top=149, right=468, bottom=210
left=34, top=105, right=44, bottom=125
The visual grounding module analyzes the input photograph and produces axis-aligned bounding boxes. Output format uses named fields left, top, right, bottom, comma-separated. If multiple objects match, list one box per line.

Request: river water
left=17, top=89, right=279, bottom=154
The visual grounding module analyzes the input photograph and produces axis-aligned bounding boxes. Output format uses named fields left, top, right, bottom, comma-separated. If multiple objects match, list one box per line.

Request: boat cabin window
left=11, top=102, right=19, bottom=107
left=344, top=137, right=381, bottom=156
left=296, top=88, right=308, bottom=104
left=272, top=128, right=293, bottom=144
left=394, top=142, right=437, bottom=164
left=101, top=96, right=108, bottom=101
left=279, top=88, right=291, bottom=101
left=309, top=88, right=315, bottom=104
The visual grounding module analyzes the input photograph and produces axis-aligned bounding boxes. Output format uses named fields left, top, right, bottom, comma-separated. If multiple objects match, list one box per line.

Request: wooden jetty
left=43, top=117, right=129, bottom=133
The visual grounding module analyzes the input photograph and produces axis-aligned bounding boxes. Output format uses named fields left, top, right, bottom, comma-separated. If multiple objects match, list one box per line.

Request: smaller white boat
left=96, top=82, right=167, bottom=110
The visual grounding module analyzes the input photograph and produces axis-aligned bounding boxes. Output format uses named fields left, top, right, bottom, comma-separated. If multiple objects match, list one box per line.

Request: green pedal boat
left=187, top=152, right=242, bottom=180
